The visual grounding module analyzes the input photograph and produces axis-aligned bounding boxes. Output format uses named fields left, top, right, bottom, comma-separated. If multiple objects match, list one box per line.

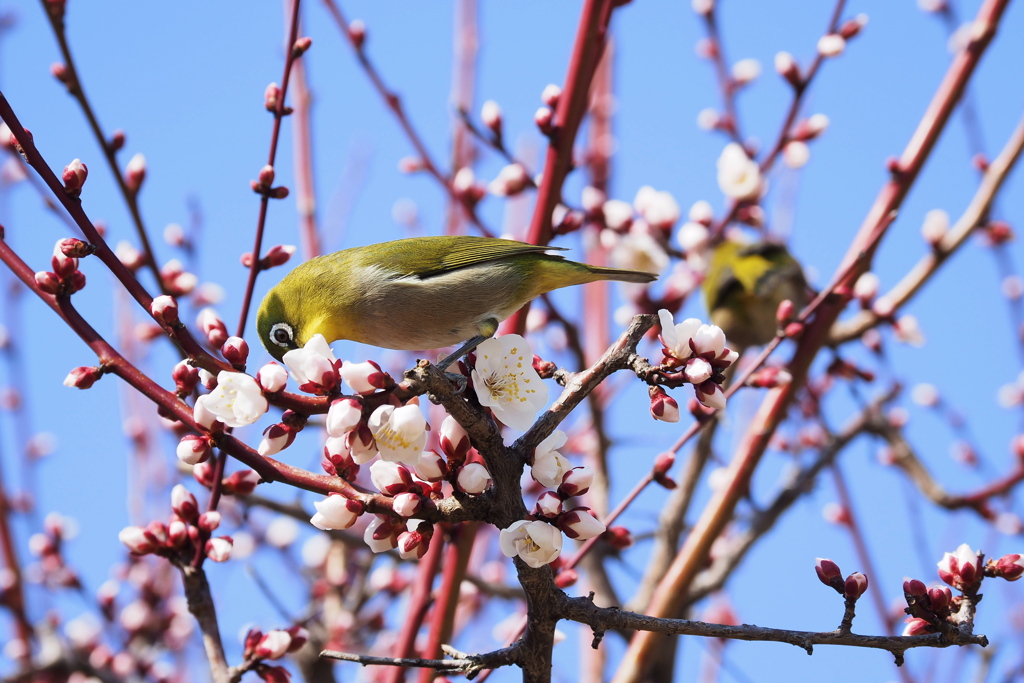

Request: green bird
left=702, top=240, right=808, bottom=349
left=257, top=236, right=657, bottom=364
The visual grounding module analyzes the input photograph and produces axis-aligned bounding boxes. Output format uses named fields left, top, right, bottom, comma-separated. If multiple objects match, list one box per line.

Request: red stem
left=236, top=0, right=305, bottom=338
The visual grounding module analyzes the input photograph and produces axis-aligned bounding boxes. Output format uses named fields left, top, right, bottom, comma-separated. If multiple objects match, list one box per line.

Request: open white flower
left=499, top=520, right=563, bottom=568
left=531, top=430, right=573, bottom=488
left=716, top=143, right=762, bottom=201
left=471, top=335, right=548, bottom=431
left=193, top=372, right=268, bottom=428
left=368, top=404, right=426, bottom=465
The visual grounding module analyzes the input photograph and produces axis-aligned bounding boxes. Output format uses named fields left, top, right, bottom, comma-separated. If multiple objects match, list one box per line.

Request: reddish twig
left=236, top=0, right=305, bottom=337
left=38, top=1, right=165, bottom=292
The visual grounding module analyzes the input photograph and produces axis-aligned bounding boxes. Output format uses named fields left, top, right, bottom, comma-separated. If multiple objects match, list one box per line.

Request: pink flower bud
left=118, top=526, right=156, bottom=554
left=413, top=451, right=447, bottom=482
left=67, top=270, right=87, bottom=294
left=170, top=484, right=199, bottom=522
left=439, top=415, right=470, bottom=462
left=204, top=536, right=232, bottom=563
left=683, top=357, right=713, bottom=384
left=992, top=553, right=1024, bottom=581
left=456, top=462, right=491, bottom=495
left=62, top=158, right=88, bottom=196
left=649, top=386, right=680, bottom=423
left=815, top=558, right=843, bottom=589
left=937, top=543, right=981, bottom=590
left=535, top=106, right=554, bottom=135
left=176, top=434, right=212, bottom=465
left=150, top=295, right=179, bottom=325
left=263, top=244, right=296, bottom=268
left=392, top=492, right=422, bottom=517
left=534, top=491, right=563, bottom=518
left=115, top=241, right=145, bottom=271
left=196, top=308, right=229, bottom=348
left=348, top=19, right=366, bottom=48
left=258, top=164, right=275, bottom=188
left=817, top=34, right=846, bottom=58
left=604, top=526, right=633, bottom=551
left=255, top=630, right=292, bottom=660
left=167, top=520, right=188, bottom=548
left=249, top=364, right=285, bottom=396
left=223, top=470, right=260, bottom=496
left=171, top=362, right=199, bottom=397
left=558, top=507, right=606, bottom=540
left=481, top=100, right=502, bottom=133
left=264, top=83, right=281, bottom=111
left=839, top=14, right=868, bottom=40
left=928, top=585, right=952, bottom=612
left=124, top=153, right=146, bottom=193
left=844, top=572, right=869, bottom=600
left=774, top=51, right=802, bottom=87
left=196, top=511, right=220, bottom=533
left=268, top=186, right=289, bottom=200
left=34, top=271, right=61, bottom=295
left=221, top=336, right=249, bottom=366
left=903, top=578, right=927, bottom=598
left=193, top=461, right=216, bottom=488
left=63, top=366, right=101, bottom=390
left=109, top=129, right=126, bottom=151
left=51, top=239, right=79, bottom=279
left=258, top=423, right=295, bottom=456
left=558, top=466, right=593, bottom=498
left=541, top=83, right=562, bottom=107
left=370, top=460, right=413, bottom=495
left=292, top=36, right=313, bottom=57
left=323, top=399, right=359, bottom=439
left=902, top=617, right=933, bottom=636
left=921, top=209, right=948, bottom=247
left=340, top=359, right=388, bottom=394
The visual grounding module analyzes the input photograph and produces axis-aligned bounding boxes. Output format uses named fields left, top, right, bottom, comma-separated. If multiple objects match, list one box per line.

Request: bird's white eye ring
left=269, top=322, right=294, bottom=348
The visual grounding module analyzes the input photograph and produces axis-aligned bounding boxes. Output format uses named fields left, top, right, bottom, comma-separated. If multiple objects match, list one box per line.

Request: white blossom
left=310, top=494, right=362, bottom=531
left=193, top=372, right=268, bottom=428
left=368, top=404, right=426, bottom=465
left=471, top=335, right=548, bottom=431
left=499, top=520, right=563, bottom=568
left=531, top=430, right=572, bottom=488
left=716, top=143, right=762, bottom=201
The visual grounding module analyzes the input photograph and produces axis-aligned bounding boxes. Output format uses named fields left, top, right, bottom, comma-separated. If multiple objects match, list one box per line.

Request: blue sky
left=1, top=1, right=1024, bottom=681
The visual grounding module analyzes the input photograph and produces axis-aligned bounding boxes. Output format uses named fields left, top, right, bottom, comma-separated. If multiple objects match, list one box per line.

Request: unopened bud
left=221, top=336, right=249, bottom=366
left=34, top=271, right=61, bottom=295
left=292, top=36, right=313, bottom=57
left=150, top=295, right=179, bottom=325
left=124, top=153, right=146, bottom=193
left=481, top=100, right=503, bottom=134
left=541, top=83, right=562, bottom=107
left=264, top=83, right=281, bottom=112
left=535, top=107, right=554, bottom=136
left=774, top=51, right=801, bottom=87
left=844, top=572, right=869, bottom=600
left=63, top=366, right=102, bottom=390
left=262, top=244, right=296, bottom=269
left=109, top=130, right=126, bottom=152
left=62, top=158, right=88, bottom=197
left=348, top=19, right=366, bottom=48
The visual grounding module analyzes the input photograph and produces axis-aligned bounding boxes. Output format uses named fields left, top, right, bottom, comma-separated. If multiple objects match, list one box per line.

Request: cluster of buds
left=35, top=238, right=89, bottom=296
left=901, top=578, right=955, bottom=636
left=242, top=625, right=309, bottom=682
left=250, top=164, right=289, bottom=200
left=281, top=335, right=344, bottom=395
left=657, top=309, right=738, bottom=410
left=487, top=163, right=531, bottom=197
left=362, top=516, right=435, bottom=560
left=27, top=513, right=82, bottom=590
left=814, top=558, right=869, bottom=602
left=118, top=485, right=233, bottom=564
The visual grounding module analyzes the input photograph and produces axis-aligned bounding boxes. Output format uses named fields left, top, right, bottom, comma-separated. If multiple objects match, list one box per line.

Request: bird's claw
left=445, top=372, right=468, bottom=394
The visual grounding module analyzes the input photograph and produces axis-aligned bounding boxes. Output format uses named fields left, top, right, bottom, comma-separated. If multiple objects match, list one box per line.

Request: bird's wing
left=377, top=237, right=566, bottom=279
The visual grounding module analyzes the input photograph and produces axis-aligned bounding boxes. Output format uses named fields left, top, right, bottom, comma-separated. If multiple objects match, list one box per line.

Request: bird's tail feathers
left=585, top=264, right=658, bottom=284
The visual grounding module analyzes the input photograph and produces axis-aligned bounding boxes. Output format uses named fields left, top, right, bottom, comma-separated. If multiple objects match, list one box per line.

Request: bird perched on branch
left=702, top=239, right=808, bottom=349
left=257, top=235, right=657, bottom=366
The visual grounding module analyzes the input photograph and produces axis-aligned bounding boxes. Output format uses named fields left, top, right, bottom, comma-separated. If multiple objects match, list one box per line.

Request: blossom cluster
left=118, top=484, right=235, bottom=564
left=656, top=309, right=738, bottom=410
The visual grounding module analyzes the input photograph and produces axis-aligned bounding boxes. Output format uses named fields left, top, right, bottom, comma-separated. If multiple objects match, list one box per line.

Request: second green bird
left=256, top=236, right=657, bottom=362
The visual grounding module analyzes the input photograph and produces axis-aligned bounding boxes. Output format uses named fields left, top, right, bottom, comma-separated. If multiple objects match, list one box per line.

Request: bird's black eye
left=269, top=322, right=294, bottom=348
